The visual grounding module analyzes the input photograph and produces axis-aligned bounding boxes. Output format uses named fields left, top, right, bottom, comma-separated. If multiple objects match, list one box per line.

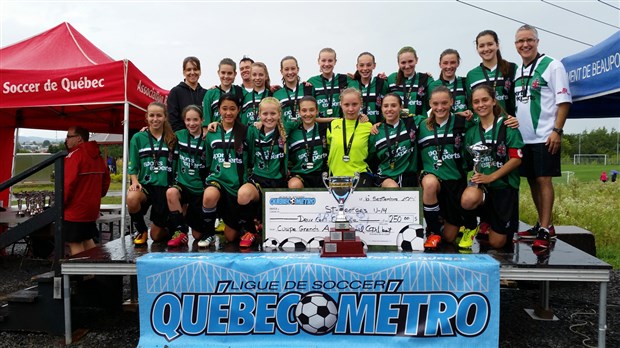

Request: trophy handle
left=322, top=172, right=330, bottom=189
left=351, top=172, right=361, bottom=190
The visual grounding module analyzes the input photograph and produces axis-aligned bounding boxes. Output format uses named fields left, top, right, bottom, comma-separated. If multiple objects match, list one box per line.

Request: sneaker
left=458, top=225, right=480, bottom=249
left=133, top=231, right=148, bottom=246
left=167, top=231, right=188, bottom=247
left=424, top=234, right=442, bottom=250
left=517, top=222, right=540, bottom=239
left=198, top=235, right=215, bottom=248
left=532, top=227, right=551, bottom=250
left=239, top=231, right=256, bottom=248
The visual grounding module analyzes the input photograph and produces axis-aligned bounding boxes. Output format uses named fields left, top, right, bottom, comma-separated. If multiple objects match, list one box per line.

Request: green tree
left=48, top=143, right=66, bottom=154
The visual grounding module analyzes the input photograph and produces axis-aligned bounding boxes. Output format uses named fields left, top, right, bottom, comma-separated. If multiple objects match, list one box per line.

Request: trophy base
left=320, top=236, right=367, bottom=258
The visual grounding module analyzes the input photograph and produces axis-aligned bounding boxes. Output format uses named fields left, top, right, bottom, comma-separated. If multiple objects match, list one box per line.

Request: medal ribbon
left=147, top=130, right=164, bottom=170
left=342, top=116, right=360, bottom=159
left=432, top=116, right=452, bottom=166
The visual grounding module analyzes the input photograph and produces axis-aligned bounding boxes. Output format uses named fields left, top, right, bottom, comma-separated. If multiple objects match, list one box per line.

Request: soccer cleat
left=532, top=227, right=551, bottom=250
left=239, top=231, right=256, bottom=248
left=133, top=231, right=148, bottom=246
left=516, top=222, right=541, bottom=239
left=458, top=225, right=480, bottom=249
left=215, top=219, right=225, bottom=233
left=424, top=234, right=442, bottom=250
left=167, top=231, right=188, bottom=247
left=198, top=235, right=216, bottom=248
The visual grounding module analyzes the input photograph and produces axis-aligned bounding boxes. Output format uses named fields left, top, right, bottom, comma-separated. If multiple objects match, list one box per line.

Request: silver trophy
left=467, top=144, right=491, bottom=187
left=321, top=172, right=366, bottom=257
left=322, top=172, right=360, bottom=236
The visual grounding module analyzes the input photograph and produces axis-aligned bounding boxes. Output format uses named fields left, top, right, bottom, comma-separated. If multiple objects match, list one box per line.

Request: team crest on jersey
left=454, top=134, right=461, bottom=150
left=504, top=80, right=511, bottom=91
left=497, top=142, right=506, bottom=157
left=376, top=96, right=383, bottom=107
left=417, top=86, right=425, bottom=96
left=278, top=137, right=285, bottom=148
left=532, top=79, right=541, bottom=90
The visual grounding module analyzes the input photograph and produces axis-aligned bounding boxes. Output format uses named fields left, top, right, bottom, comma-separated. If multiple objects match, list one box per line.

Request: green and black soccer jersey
left=128, top=131, right=173, bottom=186
left=247, top=126, right=287, bottom=180
left=387, top=72, right=434, bottom=116
left=368, top=117, right=420, bottom=178
left=173, top=129, right=206, bottom=195
left=417, top=114, right=471, bottom=181
left=308, top=73, right=349, bottom=118
left=202, top=85, right=245, bottom=126
left=273, top=83, right=315, bottom=123
left=241, top=89, right=271, bottom=126
left=466, top=63, right=517, bottom=116
left=286, top=121, right=328, bottom=175
left=204, top=125, right=250, bottom=196
left=428, top=77, right=469, bottom=114
left=464, top=116, right=524, bottom=190
left=349, top=76, right=389, bottom=123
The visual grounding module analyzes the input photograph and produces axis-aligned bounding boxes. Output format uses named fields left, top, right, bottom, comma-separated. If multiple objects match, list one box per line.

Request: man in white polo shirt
left=513, top=24, right=572, bottom=250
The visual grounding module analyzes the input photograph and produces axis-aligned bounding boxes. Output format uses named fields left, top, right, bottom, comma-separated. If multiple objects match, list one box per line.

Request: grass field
left=8, top=164, right=620, bottom=267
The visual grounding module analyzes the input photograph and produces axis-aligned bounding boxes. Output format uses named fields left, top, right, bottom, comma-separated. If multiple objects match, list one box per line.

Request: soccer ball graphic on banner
left=262, top=237, right=279, bottom=250
left=306, top=236, right=324, bottom=249
left=278, top=237, right=307, bottom=251
left=295, top=292, right=338, bottom=334
left=396, top=224, right=425, bottom=251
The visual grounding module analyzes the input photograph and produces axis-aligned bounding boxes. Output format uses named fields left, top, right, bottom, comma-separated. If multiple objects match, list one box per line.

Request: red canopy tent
left=0, top=22, right=169, bottom=205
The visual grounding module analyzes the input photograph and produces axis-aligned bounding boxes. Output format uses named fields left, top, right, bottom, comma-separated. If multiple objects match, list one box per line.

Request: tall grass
left=520, top=180, right=620, bottom=268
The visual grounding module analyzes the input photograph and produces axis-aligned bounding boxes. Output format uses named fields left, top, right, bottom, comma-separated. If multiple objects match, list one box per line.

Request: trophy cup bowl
left=467, top=144, right=491, bottom=187
left=321, top=172, right=366, bottom=257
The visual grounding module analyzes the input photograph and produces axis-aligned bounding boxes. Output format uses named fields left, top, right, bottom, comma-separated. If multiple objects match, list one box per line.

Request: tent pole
left=120, top=102, right=129, bottom=256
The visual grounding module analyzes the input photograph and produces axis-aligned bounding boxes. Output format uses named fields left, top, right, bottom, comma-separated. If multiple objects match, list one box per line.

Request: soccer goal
left=573, top=154, right=608, bottom=165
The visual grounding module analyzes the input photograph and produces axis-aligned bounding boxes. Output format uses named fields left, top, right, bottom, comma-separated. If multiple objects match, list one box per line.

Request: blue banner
left=137, top=253, right=499, bottom=348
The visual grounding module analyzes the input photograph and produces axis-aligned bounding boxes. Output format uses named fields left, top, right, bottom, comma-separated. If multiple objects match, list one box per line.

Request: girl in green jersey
left=127, top=102, right=177, bottom=245
left=274, top=56, right=314, bottom=123
left=368, top=93, right=420, bottom=188
left=387, top=46, right=434, bottom=116
left=241, top=62, right=272, bottom=126
left=238, top=97, right=288, bottom=247
left=466, top=30, right=517, bottom=117
left=202, top=94, right=251, bottom=245
left=308, top=48, right=349, bottom=119
left=202, top=58, right=244, bottom=127
left=167, top=105, right=209, bottom=248
left=428, top=49, right=472, bottom=119
left=460, top=85, right=524, bottom=250
left=351, top=52, right=388, bottom=124
left=287, top=96, right=328, bottom=188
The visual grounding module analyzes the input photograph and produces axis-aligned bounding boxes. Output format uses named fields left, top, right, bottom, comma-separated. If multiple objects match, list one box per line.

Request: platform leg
left=64, top=274, right=72, bottom=345
left=130, top=275, right=138, bottom=303
left=534, top=281, right=554, bottom=319
left=598, top=281, right=607, bottom=348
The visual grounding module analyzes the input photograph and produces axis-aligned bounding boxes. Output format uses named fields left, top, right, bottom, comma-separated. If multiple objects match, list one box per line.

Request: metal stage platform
left=61, top=235, right=612, bottom=347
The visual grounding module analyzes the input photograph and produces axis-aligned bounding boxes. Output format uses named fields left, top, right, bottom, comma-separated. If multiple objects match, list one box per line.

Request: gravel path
left=0, top=253, right=618, bottom=348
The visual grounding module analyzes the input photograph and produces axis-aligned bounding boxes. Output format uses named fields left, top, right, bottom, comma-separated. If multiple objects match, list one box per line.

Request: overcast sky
left=2, top=0, right=619, bottom=138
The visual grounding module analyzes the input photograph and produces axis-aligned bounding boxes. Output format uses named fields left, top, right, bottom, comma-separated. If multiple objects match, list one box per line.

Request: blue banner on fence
left=137, top=253, right=499, bottom=348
